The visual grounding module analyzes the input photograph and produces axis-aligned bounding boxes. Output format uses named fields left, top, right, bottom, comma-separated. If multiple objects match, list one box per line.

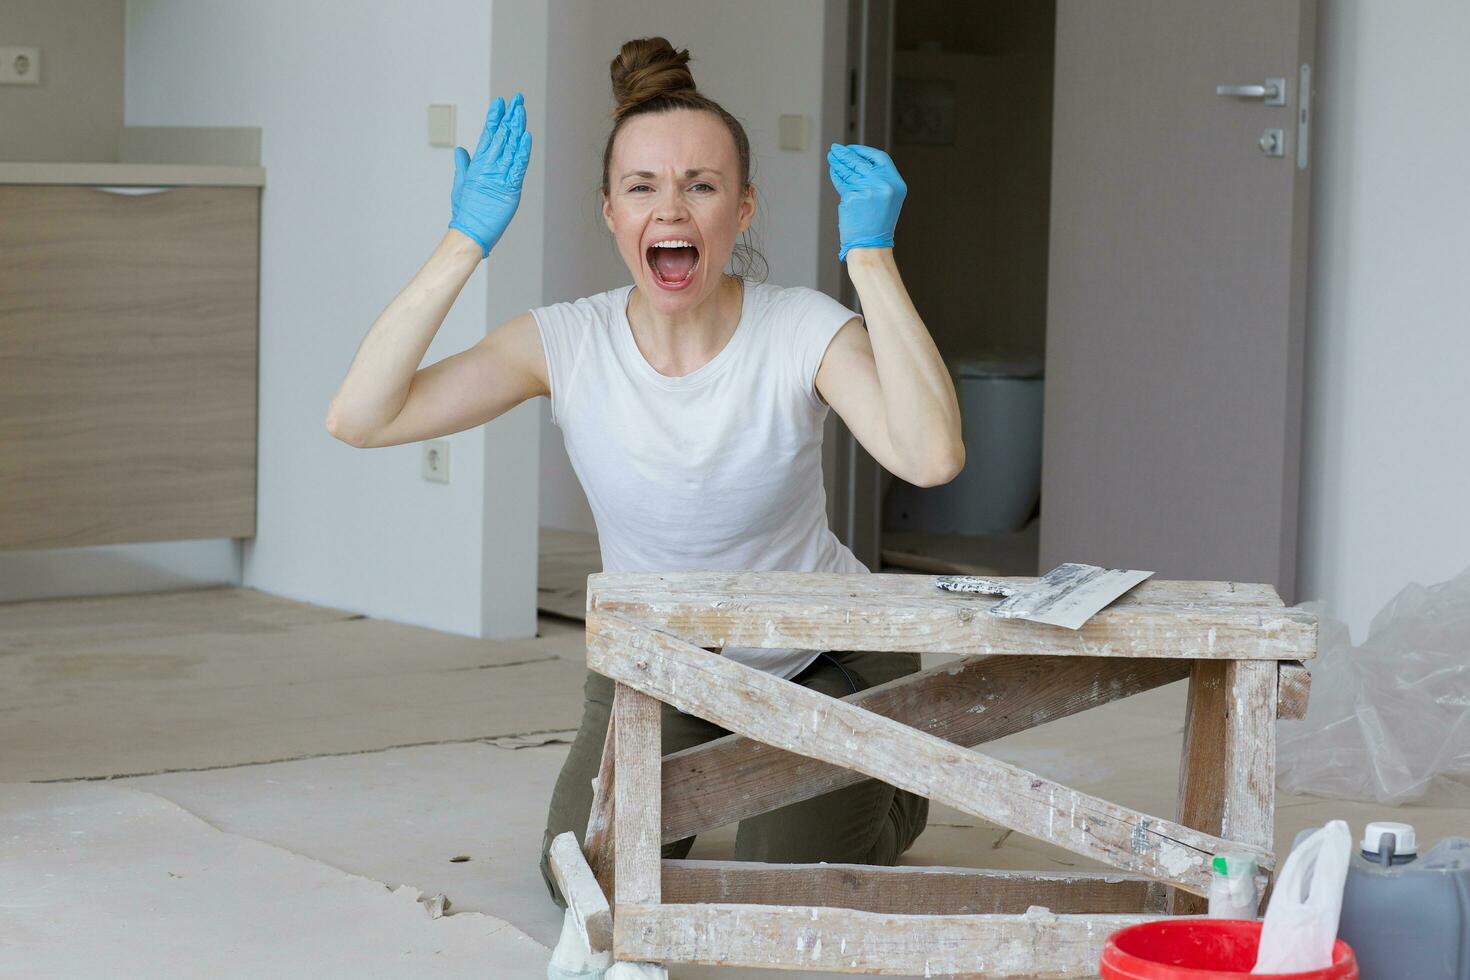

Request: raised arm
left=816, top=144, right=963, bottom=486
left=325, top=92, right=536, bottom=447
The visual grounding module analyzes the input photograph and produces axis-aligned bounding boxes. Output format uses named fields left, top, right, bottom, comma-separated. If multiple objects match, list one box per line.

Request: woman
left=327, top=36, right=962, bottom=973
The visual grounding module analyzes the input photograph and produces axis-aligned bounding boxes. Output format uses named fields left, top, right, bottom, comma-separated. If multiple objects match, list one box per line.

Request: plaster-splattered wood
left=615, top=902, right=1172, bottom=977
left=661, top=860, right=1153, bottom=915
left=587, top=612, right=1272, bottom=896
left=1277, top=660, right=1311, bottom=720
left=548, top=831, right=613, bottom=953
left=660, top=653, right=1190, bottom=843
left=1222, top=659, right=1277, bottom=896
left=587, top=571, right=1314, bottom=660
left=590, top=570, right=1281, bottom=607
left=584, top=712, right=617, bottom=899
left=1169, top=660, right=1229, bottom=915
left=613, top=684, right=661, bottom=909
left=1169, top=659, right=1280, bottom=914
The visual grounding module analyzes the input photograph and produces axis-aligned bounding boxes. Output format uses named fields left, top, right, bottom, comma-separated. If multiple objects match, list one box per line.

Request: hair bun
left=610, top=37, right=697, bottom=120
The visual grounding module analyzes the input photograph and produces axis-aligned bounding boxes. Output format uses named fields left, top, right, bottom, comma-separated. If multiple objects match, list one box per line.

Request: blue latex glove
left=449, top=92, right=533, bottom=259
left=827, top=143, right=907, bottom=262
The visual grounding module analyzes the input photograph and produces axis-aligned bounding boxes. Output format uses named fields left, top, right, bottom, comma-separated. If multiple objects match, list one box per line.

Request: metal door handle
left=1215, top=78, right=1287, bottom=105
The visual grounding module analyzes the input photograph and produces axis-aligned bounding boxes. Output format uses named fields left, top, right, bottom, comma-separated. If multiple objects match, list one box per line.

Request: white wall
left=1298, top=0, right=1470, bottom=639
left=535, top=0, right=847, bottom=532
left=122, top=0, right=540, bottom=639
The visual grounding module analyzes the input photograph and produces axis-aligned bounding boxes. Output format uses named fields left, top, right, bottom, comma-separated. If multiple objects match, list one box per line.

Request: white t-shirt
left=531, top=277, right=871, bottom=679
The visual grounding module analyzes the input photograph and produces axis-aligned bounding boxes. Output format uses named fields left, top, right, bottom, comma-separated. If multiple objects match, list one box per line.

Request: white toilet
left=882, top=356, right=1044, bottom=536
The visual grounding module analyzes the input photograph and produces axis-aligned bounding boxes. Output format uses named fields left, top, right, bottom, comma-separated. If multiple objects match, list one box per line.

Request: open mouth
left=646, top=242, right=701, bottom=288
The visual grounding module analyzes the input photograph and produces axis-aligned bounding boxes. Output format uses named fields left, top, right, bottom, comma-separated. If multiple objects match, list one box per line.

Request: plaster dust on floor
left=3, top=582, right=1468, bottom=979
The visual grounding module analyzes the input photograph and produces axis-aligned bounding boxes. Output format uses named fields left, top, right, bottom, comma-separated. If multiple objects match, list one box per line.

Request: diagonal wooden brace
left=661, top=652, right=1191, bottom=843
left=587, top=610, right=1273, bottom=897
left=582, top=710, right=618, bottom=898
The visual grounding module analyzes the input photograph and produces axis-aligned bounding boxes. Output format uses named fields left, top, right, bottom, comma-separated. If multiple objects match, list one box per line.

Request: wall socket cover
left=422, top=439, right=450, bottom=483
left=0, top=47, right=41, bottom=86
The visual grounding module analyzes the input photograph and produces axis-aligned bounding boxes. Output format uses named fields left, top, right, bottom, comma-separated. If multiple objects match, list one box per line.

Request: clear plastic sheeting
left=1278, top=566, right=1470, bottom=805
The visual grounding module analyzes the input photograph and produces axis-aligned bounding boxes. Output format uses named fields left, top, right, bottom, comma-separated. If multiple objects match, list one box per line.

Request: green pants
left=539, top=649, right=930, bottom=907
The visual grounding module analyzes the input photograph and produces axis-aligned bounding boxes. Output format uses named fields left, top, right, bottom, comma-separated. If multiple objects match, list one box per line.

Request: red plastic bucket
left=1099, top=919, right=1358, bottom=980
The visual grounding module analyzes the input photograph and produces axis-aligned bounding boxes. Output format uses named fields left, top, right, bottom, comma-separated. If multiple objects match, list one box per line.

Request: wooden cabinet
left=0, top=184, right=259, bottom=550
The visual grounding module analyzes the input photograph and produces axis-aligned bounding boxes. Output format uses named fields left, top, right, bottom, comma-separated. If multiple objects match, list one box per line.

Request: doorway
left=834, top=0, right=1055, bottom=578
left=834, top=0, right=1314, bottom=600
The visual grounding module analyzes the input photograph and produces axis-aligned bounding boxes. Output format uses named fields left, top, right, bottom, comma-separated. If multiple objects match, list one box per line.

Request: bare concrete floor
left=3, top=580, right=1466, bottom=978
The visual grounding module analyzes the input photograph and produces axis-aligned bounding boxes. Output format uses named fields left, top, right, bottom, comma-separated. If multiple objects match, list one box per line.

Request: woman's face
left=603, top=109, right=754, bottom=313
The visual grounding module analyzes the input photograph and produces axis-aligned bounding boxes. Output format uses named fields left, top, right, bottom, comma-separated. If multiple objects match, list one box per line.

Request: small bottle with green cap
left=1207, top=852, right=1260, bottom=918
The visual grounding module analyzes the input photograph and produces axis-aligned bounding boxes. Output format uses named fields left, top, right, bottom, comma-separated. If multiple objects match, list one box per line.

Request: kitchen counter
left=0, top=162, right=264, bottom=186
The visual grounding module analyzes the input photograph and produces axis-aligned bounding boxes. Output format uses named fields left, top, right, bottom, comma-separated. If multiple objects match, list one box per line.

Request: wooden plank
left=615, top=902, right=1173, bottom=977
left=612, top=683, right=661, bottom=907
left=1277, top=660, right=1311, bottom=719
left=1223, top=659, right=1277, bottom=911
left=661, top=860, right=1153, bottom=915
left=1168, top=659, right=1280, bottom=913
left=583, top=711, right=617, bottom=898
left=547, top=831, right=613, bottom=953
left=1169, top=660, right=1228, bottom=915
left=589, top=570, right=1284, bottom=607
left=587, top=612, right=1272, bottom=896
left=661, top=653, right=1190, bottom=843
left=587, top=571, right=1315, bottom=660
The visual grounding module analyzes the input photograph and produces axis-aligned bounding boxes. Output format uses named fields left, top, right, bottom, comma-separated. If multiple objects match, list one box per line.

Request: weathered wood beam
left=590, top=570, right=1283, bottom=607
left=615, top=902, right=1175, bottom=977
left=587, top=612, right=1273, bottom=896
left=612, top=683, right=661, bottom=908
left=548, top=831, right=613, bottom=953
left=661, top=860, right=1154, bottom=915
left=1170, top=660, right=1228, bottom=914
left=661, top=653, right=1190, bottom=843
left=1277, top=660, right=1311, bottom=719
left=583, top=711, right=617, bottom=898
left=1223, top=659, right=1277, bottom=910
left=587, top=571, right=1315, bottom=661
left=1168, top=659, right=1280, bottom=913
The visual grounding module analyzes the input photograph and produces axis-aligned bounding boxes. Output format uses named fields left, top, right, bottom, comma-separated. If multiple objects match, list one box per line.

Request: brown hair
left=601, top=37, right=766, bottom=282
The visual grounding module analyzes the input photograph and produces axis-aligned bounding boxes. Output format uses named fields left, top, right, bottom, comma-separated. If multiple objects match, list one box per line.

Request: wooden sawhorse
left=547, top=571, right=1315, bottom=978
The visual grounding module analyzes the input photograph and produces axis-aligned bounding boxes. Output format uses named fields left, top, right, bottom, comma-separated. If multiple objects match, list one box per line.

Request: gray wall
left=0, top=0, right=124, bottom=162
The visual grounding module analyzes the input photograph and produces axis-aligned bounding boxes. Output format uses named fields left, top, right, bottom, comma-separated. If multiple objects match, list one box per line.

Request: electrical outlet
left=0, top=47, right=40, bottom=86
left=422, top=439, right=450, bottom=483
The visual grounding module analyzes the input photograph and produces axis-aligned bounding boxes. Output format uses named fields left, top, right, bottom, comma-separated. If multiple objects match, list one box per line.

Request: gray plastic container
left=1328, top=822, right=1470, bottom=979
